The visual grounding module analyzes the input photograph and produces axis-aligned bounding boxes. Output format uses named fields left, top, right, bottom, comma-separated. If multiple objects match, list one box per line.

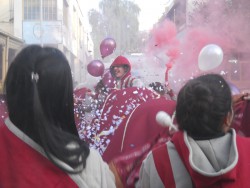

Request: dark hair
left=110, top=64, right=130, bottom=79
left=95, top=79, right=108, bottom=94
left=4, top=45, right=89, bottom=173
left=123, top=65, right=129, bottom=73
left=149, top=82, right=165, bottom=95
left=176, top=74, right=232, bottom=139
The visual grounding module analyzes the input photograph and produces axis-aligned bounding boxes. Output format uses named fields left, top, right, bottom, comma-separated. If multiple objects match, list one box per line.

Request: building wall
left=0, top=0, right=23, bottom=93
left=13, top=0, right=22, bottom=38
left=0, top=1, right=13, bottom=34
left=59, top=0, right=90, bottom=86
left=0, top=0, right=93, bottom=88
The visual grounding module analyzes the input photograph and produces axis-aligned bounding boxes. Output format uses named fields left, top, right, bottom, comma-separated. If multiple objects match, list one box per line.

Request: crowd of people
left=0, top=45, right=249, bottom=188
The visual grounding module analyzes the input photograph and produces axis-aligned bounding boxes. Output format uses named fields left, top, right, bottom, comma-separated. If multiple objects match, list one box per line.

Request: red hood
left=110, top=56, right=131, bottom=79
left=172, top=131, right=239, bottom=187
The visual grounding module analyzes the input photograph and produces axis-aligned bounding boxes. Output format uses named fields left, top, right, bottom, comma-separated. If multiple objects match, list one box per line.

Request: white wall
left=13, top=0, right=22, bottom=38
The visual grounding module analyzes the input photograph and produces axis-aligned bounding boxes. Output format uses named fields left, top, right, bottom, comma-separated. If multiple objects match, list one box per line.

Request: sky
left=81, top=0, right=171, bottom=31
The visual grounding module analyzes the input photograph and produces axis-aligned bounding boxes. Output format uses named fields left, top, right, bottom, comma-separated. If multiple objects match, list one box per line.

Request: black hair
left=4, top=45, right=89, bottom=173
left=110, top=64, right=130, bottom=79
left=149, top=82, right=165, bottom=95
left=176, top=74, right=232, bottom=139
left=123, top=65, right=129, bottom=72
left=95, top=79, right=108, bottom=94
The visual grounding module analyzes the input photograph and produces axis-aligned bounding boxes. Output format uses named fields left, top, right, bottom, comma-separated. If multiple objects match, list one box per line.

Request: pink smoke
left=145, top=19, right=180, bottom=63
left=145, top=0, right=250, bottom=93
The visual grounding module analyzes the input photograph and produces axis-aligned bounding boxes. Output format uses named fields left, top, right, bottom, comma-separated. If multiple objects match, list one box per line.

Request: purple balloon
left=102, top=69, right=115, bottom=88
left=87, top=60, right=104, bottom=77
left=100, top=38, right=116, bottom=58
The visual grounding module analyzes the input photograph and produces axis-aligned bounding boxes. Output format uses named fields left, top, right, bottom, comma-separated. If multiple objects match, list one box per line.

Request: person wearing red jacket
left=0, top=45, right=115, bottom=188
left=110, top=55, right=144, bottom=89
left=137, top=74, right=250, bottom=188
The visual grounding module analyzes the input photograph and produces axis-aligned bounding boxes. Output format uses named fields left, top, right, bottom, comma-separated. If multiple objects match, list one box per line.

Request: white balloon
left=198, top=44, right=223, bottom=71
left=156, top=111, right=178, bottom=131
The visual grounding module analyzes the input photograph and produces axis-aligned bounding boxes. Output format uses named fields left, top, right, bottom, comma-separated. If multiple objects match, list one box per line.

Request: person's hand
left=243, top=93, right=250, bottom=100
left=232, top=93, right=250, bottom=104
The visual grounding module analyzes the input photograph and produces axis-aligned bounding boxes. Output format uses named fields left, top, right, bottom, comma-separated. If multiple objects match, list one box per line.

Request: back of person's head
left=176, top=74, right=232, bottom=139
left=4, top=45, right=89, bottom=173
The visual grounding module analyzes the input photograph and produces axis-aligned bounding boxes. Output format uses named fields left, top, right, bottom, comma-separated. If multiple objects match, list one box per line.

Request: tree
left=88, top=0, right=141, bottom=59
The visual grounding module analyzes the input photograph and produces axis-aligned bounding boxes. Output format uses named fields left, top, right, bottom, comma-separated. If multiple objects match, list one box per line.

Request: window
left=79, top=19, right=83, bottom=47
left=24, top=0, right=40, bottom=20
left=24, top=0, right=57, bottom=21
left=8, top=48, right=16, bottom=67
left=43, top=0, right=57, bottom=20
left=63, top=0, right=69, bottom=27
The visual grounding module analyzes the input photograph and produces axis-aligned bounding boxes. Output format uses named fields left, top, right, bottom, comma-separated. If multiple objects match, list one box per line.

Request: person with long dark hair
left=137, top=74, right=250, bottom=188
left=0, top=45, right=115, bottom=187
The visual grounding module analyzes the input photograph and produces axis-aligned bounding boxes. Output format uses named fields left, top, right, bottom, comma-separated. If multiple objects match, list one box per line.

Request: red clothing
left=232, top=100, right=250, bottom=136
left=0, top=94, right=8, bottom=125
left=152, top=130, right=250, bottom=188
left=110, top=97, right=176, bottom=187
left=81, top=87, right=161, bottom=161
left=110, top=56, right=143, bottom=89
left=0, top=119, right=78, bottom=188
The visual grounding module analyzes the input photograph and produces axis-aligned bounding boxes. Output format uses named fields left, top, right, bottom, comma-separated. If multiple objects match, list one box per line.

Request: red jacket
left=153, top=130, right=250, bottom=188
left=0, top=119, right=78, bottom=188
left=110, top=56, right=139, bottom=89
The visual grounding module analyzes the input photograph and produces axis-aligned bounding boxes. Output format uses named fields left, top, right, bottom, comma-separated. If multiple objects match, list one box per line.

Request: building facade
left=0, top=1, right=23, bottom=92
left=0, top=0, right=93, bottom=91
